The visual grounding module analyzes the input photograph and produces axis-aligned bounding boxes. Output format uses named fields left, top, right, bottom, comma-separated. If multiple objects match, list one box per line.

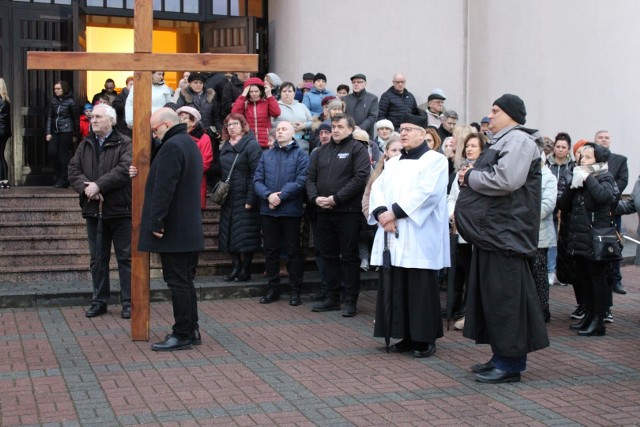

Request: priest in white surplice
left=368, top=114, right=450, bottom=358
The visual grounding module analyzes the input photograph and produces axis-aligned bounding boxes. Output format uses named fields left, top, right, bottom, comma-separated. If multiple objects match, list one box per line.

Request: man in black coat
left=139, top=108, right=204, bottom=351
left=595, top=130, right=629, bottom=297
left=343, top=73, right=379, bottom=137
left=377, top=73, right=419, bottom=130
left=306, top=114, right=370, bottom=317
left=68, top=104, right=132, bottom=319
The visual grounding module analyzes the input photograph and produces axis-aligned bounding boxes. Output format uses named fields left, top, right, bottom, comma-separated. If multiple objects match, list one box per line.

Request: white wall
left=269, top=0, right=638, bottom=193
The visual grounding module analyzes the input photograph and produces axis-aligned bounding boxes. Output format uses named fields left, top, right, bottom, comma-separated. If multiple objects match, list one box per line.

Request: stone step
left=0, top=221, right=87, bottom=237
left=0, top=188, right=79, bottom=208
left=0, top=207, right=82, bottom=222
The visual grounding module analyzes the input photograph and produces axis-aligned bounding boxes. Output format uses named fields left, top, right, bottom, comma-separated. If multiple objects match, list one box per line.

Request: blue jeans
left=86, top=216, right=131, bottom=307
left=547, top=215, right=559, bottom=274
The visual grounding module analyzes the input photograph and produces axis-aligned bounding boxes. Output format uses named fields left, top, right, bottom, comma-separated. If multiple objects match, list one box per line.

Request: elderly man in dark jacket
left=343, top=73, right=379, bottom=137
left=68, top=104, right=132, bottom=319
left=306, top=113, right=370, bottom=317
left=254, top=121, right=309, bottom=306
left=139, top=107, right=204, bottom=352
left=455, top=94, right=549, bottom=384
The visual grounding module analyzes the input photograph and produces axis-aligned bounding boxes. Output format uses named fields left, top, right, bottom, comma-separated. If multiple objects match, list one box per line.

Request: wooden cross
left=27, top=0, right=258, bottom=341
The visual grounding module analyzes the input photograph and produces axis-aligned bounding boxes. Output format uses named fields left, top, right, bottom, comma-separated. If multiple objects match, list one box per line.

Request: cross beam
left=27, top=0, right=258, bottom=341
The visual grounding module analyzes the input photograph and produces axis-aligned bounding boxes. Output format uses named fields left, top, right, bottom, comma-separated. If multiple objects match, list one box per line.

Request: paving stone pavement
left=1, top=266, right=640, bottom=426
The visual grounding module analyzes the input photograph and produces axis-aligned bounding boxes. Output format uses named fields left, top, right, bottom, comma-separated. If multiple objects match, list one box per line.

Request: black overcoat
left=138, top=123, right=204, bottom=253
left=217, top=132, right=262, bottom=253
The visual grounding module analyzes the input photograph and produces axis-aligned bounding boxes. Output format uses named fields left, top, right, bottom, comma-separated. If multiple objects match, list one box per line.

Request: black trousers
left=574, top=256, right=609, bottom=314
left=47, top=131, right=73, bottom=184
left=86, top=216, right=131, bottom=307
left=0, top=134, right=9, bottom=181
left=262, top=215, right=304, bottom=292
left=159, top=252, right=199, bottom=340
left=316, top=211, right=360, bottom=303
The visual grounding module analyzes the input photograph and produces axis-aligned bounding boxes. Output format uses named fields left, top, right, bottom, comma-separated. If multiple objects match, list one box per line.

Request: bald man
left=253, top=121, right=310, bottom=306
left=377, top=73, right=419, bottom=130
left=139, top=107, right=204, bottom=352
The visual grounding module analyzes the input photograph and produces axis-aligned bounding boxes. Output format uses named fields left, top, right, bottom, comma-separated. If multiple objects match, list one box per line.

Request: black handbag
left=211, top=153, right=239, bottom=205
left=581, top=203, right=623, bottom=262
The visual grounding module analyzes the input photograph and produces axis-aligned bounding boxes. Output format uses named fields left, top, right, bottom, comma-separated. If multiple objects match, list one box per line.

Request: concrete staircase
left=0, top=187, right=233, bottom=283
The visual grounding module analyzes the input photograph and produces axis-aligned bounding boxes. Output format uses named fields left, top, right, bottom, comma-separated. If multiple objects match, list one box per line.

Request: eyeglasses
left=399, top=126, right=423, bottom=134
left=151, top=122, right=167, bottom=134
left=393, top=80, right=406, bottom=84
left=225, top=121, right=240, bottom=128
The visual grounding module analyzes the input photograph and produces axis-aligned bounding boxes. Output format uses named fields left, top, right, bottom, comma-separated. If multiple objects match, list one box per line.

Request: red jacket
left=231, top=95, right=281, bottom=148
left=190, top=132, right=213, bottom=209
left=79, top=114, right=91, bottom=139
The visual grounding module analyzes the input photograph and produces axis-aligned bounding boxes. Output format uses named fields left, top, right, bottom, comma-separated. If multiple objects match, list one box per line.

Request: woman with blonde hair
left=0, top=78, right=11, bottom=189
left=425, top=128, right=441, bottom=151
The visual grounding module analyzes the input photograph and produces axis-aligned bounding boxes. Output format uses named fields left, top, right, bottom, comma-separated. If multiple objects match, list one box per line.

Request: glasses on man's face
left=225, top=121, right=240, bottom=128
left=399, top=126, right=422, bottom=134
left=393, top=80, right=406, bottom=84
left=151, top=122, right=167, bottom=134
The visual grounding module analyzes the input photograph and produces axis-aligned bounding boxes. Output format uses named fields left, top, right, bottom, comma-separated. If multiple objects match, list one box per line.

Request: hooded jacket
left=231, top=87, right=281, bottom=149
left=302, top=87, right=333, bottom=117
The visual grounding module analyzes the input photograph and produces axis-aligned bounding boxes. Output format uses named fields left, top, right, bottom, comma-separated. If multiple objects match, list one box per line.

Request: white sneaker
left=548, top=272, right=556, bottom=286
left=453, top=317, right=465, bottom=330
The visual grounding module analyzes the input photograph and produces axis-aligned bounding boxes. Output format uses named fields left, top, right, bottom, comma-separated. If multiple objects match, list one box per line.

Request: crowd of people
left=4, top=69, right=635, bottom=383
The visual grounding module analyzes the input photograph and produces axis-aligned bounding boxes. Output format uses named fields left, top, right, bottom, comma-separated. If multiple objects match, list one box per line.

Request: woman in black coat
left=45, top=80, right=79, bottom=188
left=557, top=143, right=618, bottom=336
left=0, top=78, right=11, bottom=189
left=217, top=113, right=262, bottom=281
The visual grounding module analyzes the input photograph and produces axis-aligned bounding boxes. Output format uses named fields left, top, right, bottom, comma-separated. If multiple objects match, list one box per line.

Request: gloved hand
left=571, top=166, right=589, bottom=189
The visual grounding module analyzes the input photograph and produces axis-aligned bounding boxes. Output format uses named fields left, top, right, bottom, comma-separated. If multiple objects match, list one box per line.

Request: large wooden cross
left=28, top=0, right=257, bottom=341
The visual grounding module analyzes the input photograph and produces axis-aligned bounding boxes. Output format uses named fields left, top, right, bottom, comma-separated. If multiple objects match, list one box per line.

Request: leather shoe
left=342, top=303, right=356, bottom=317
left=471, top=359, right=496, bottom=374
left=613, top=282, right=627, bottom=295
left=85, top=304, right=107, bottom=318
left=389, top=339, right=413, bottom=353
left=259, top=289, right=280, bottom=304
left=311, top=299, right=340, bottom=312
left=475, top=368, right=521, bottom=383
left=165, top=329, right=202, bottom=345
left=121, top=305, right=131, bottom=319
left=151, top=335, right=193, bottom=352
left=309, top=292, right=326, bottom=302
left=413, top=342, right=436, bottom=358
left=289, top=292, right=301, bottom=306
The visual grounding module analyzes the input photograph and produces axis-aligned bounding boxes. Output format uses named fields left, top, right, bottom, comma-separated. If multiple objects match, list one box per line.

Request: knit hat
left=480, top=116, right=490, bottom=124
left=188, top=72, right=206, bottom=83
left=176, top=106, right=201, bottom=123
left=313, top=73, right=327, bottom=82
left=572, top=139, right=588, bottom=158
left=321, top=96, right=337, bottom=107
left=400, top=114, right=428, bottom=129
left=375, top=119, right=394, bottom=131
left=327, top=99, right=343, bottom=111
left=265, top=72, right=282, bottom=87
left=318, top=122, right=331, bottom=133
left=243, top=77, right=264, bottom=88
left=84, top=103, right=93, bottom=111
left=302, top=72, right=315, bottom=81
left=493, top=93, right=526, bottom=125
left=352, top=129, right=370, bottom=143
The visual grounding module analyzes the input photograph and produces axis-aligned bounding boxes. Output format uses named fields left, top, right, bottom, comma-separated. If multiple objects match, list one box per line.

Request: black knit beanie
left=493, top=94, right=526, bottom=125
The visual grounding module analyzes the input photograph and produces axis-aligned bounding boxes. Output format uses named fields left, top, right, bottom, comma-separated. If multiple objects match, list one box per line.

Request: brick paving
left=1, top=266, right=640, bottom=426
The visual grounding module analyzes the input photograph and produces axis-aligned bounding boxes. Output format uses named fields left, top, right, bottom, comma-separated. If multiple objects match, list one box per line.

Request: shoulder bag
left=211, top=153, right=239, bottom=205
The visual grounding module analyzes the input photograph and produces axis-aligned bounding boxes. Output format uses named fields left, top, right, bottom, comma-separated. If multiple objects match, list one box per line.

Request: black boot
left=577, top=313, right=606, bottom=336
left=224, top=253, right=241, bottom=281
left=236, top=252, right=253, bottom=282
left=570, top=308, right=592, bottom=330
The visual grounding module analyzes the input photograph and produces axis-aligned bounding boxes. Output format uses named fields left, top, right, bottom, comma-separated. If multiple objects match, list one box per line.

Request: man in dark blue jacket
left=139, top=108, right=204, bottom=352
left=254, top=121, right=309, bottom=306
left=306, top=114, right=370, bottom=317
left=377, top=73, right=419, bottom=130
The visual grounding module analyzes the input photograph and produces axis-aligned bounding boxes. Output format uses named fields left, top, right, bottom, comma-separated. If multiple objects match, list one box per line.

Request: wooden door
left=12, top=4, right=74, bottom=185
